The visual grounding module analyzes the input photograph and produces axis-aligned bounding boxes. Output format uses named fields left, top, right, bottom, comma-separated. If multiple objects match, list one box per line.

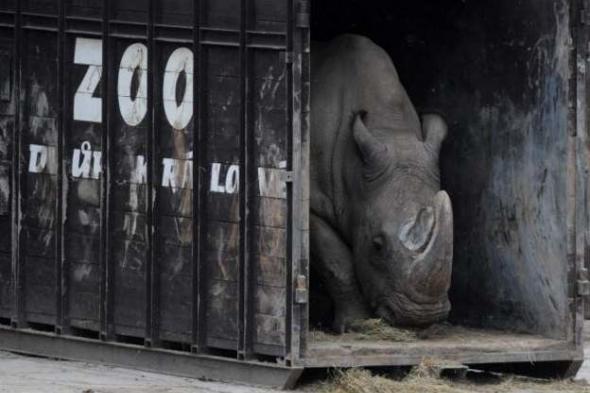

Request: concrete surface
left=0, top=351, right=280, bottom=393
left=578, top=359, right=590, bottom=384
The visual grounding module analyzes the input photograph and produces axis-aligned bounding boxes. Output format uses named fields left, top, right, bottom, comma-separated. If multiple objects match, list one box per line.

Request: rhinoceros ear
left=421, top=113, right=448, bottom=154
left=352, top=111, right=390, bottom=174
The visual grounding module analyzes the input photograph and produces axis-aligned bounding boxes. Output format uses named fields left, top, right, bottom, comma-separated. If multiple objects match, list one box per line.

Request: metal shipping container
left=0, top=0, right=587, bottom=388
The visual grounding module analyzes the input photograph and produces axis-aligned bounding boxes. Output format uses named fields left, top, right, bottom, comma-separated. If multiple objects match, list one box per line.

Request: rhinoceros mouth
left=377, top=292, right=450, bottom=327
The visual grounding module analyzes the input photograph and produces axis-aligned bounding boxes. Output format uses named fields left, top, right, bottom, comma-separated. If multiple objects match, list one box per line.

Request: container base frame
left=0, top=326, right=303, bottom=390
left=301, top=327, right=584, bottom=376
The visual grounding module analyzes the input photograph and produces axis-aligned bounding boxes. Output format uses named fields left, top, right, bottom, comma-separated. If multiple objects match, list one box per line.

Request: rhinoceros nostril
left=398, top=206, right=435, bottom=252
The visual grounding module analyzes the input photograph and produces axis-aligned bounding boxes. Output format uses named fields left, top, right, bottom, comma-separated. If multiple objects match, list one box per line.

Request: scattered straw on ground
left=317, top=367, right=469, bottom=393
left=314, top=360, right=590, bottom=393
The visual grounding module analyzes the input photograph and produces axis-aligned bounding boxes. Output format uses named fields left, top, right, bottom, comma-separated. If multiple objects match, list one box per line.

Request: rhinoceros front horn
left=352, top=111, right=389, bottom=171
left=408, top=190, right=453, bottom=299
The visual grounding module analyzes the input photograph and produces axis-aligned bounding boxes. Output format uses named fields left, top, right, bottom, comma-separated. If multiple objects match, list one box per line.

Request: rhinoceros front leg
left=310, top=213, right=370, bottom=333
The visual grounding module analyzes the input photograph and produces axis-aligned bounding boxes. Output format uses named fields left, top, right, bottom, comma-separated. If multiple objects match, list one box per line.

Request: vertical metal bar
left=584, top=0, right=590, bottom=322
left=299, top=8, right=311, bottom=361
left=568, top=0, right=580, bottom=345
left=145, top=0, right=159, bottom=347
left=10, top=0, right=23, bottom=329
left=284, top=0, right=295, bottom=362
left=238, top=0, right=253, bottom=359
left=298, top=0, right=311, bottom=362
left=191, top=0, right=199, bottom=352
left=573, top=0, right=587, bottom=347
left=55, top=0, right=68, bottom=335
left=99, top=0, right=113, bottom=341
left=191, top=0, right=208, bottom=353
left=288, top=0, right=310, bottom=363
left=585, top=0, right=590, bottom=318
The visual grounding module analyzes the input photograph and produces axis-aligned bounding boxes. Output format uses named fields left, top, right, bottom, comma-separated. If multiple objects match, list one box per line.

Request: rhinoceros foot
left=332, top=300, right=371, bottom=334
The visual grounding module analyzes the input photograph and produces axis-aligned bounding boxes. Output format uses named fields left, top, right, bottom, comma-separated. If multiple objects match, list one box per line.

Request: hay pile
left=309, top=320, right=469, bottom=343
left=316, top=362, right=590, bottom=393
left=348, top=319, right=418, bottom=341
left=310, top=319, right=418, bottom=342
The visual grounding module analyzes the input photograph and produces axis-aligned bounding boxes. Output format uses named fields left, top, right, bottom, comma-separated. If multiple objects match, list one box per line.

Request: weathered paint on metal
left=0, top=0, right=300, bottom=362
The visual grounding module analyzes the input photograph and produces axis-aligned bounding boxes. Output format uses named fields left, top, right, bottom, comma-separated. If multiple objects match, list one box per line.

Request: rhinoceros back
left=310, top=34, right=421, bottom=227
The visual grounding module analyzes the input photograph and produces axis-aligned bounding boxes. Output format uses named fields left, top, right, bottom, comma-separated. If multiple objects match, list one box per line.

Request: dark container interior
left=310, top=0, right=574, bottom=341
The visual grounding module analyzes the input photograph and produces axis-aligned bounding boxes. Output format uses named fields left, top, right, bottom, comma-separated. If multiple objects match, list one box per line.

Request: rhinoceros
left=310, top=35, right=453, bottom=333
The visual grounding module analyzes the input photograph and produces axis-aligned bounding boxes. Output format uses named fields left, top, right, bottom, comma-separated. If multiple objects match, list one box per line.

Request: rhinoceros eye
left=372, top=235, right=384, bottom=252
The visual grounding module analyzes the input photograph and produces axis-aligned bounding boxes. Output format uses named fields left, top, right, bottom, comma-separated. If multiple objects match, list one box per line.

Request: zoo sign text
left=25, top=37, right=287, bottom=200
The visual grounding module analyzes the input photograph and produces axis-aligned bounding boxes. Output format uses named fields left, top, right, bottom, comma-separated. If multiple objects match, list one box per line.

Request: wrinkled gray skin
left=311, top=35, right=453, bottom=333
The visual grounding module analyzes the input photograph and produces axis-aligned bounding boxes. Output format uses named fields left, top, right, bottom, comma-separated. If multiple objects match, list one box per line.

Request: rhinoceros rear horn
left=352, top=111, right=389, bottom=174
left=421, top=113, right=448, bottom=155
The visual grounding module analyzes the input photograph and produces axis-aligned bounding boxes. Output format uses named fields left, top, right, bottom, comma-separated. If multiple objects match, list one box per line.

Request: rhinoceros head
left=349, top=111, right=453, bottom=327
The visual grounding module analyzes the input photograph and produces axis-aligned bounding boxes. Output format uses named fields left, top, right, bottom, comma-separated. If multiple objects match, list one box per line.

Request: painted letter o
left=118, top=43, right=148, bottom=126
left=163, top=47, right=194, bottom=130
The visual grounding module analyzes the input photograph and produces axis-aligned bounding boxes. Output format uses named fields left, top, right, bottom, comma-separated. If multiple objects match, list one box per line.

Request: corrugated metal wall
left=0, top=0, right=309, bottom=361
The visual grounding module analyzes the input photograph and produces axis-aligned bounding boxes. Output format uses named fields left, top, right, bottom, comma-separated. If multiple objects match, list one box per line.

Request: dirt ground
left=1, top=326, right=590, bottom=393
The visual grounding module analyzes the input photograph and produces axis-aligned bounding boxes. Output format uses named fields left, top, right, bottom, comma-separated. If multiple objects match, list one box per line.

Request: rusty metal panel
left=251, top=48, right=289, bottom=354
left=0, top=0, right=298, bottom=362
left=111, top=37, right=150, bottom=338
left=154, top=41, right=195, bottom=343
left=22, top=0, right=58, bottom=14
left=21, top=30, right=59, bottom=326
left=0, top=37, right=14, bottom=322
left=65, top=35, right=103, bottom=332
left=65, top=0, right=102, bottom=18
left=203, top=45, right=241, bottom=350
